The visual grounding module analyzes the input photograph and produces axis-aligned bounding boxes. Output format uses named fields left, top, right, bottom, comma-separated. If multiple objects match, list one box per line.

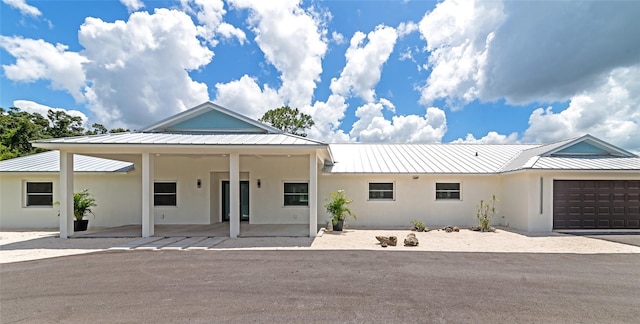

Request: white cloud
left=396, top=21, right=417, bottom=37
left=214, top=74, right=282, bottom=119
left=227, top=0, right=328, bottom=108
left=13, top=99, right=89, bottom=126
left=181, top=0, right=246, bottom=46
left=2, top=0, right=41, bottom=17
left=78, top=9, right=213, bottom=128
left=418, top=0, right=640, bottom=108
left=331, top=31, right=345, bottom=45
left=349, top=99, right=447, bottom=143
left=330, top=25, right=398, bottom=102
left=119, top=0, right=144, bottom=12
left=304, top=94, right=351, bottom=142
left=0, top=36, right=88, bottom=101
left=418, top=0, right=503, bottom=109
left=452, top=131, right=519, bottom=144
left=523, top=66, right=640, bottom=153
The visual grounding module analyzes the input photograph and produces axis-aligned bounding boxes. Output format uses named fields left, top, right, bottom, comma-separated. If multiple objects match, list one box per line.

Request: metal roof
left=498, top=137, right=577, bottom=172
left=0, top=150, right=134, bottom=173
left=325, top=143, right=537, bottom=174
left=531, top=156, right=640, bottom=170
left=33, top=132, right=327, bottom=147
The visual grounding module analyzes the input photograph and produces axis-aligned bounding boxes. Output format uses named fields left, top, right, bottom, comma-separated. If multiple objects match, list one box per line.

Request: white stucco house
left=1, top=102, right=639, bottom=238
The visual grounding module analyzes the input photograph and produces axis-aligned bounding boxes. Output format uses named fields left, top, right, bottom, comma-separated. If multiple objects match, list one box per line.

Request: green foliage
left=325, top=189, right=356, bottom=226
left=73, top=189, right=97, bottom=221
left=259, top=106, right=315, bottom=137
left=476, top=194, right=498, bottom=231
left=1, top=106, right=132, bottom=161
left=410, top=220, right=426, bottom=232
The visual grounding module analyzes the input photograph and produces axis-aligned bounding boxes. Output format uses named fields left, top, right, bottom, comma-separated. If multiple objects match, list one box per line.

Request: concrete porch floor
left=72, top=223, right=314, bottom=238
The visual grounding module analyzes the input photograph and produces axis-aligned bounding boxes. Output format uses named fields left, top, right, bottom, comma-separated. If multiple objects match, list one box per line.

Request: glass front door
left=222, top=181, right=249, bottom=222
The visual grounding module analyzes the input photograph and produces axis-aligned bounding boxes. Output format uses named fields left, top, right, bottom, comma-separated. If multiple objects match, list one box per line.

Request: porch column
left=59, top=151, right=74, bottom=238
left=142, top=152, right=155, bottom=237
left=309, top=151, right=318, bottom=237
left=229, top=153, right=240, bottom=238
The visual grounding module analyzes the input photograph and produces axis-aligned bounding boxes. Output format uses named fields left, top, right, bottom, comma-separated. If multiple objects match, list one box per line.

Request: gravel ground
left=2, top=227, right=638, bottom=264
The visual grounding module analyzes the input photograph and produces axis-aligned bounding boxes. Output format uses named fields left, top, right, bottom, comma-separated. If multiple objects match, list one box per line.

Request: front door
left=222, top=181, right=250, bottom=222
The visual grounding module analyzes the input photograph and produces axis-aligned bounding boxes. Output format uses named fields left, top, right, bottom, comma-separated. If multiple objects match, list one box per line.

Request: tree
left=46, top=110, right=84, bottom=138
left=258, top=106, right=315, bottom=137
left=0, top=107, right=50, bottom=160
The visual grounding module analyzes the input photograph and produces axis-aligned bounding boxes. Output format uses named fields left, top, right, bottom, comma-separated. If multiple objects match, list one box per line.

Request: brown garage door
left=553, top=180, right=640, bottom=229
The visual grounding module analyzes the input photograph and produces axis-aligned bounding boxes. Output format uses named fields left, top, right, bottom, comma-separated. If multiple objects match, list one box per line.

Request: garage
left=553, top=180, right=640, bottom=229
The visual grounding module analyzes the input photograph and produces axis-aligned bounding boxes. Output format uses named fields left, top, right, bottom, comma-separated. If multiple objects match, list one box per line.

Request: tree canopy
left=258, top=106, right=315, bottom=137
left=0, top=107, right=129, bottom=160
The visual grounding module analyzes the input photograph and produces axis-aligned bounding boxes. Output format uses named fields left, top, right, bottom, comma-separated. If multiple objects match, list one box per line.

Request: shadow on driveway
left=562, top=232, right=640, bottom=247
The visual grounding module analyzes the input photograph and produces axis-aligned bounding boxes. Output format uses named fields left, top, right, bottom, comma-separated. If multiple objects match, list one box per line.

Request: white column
left=142, top=153, right=155, bottom=237
left=59, top=151, right=74, bottom=238
left=309, top=151, right=318, bottom=237
left=229, top=153, right=240, bottom=238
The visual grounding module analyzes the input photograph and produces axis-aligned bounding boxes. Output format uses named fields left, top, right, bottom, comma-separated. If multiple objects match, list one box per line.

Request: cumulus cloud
left=349, top=100, right=447, bottom=143
left=119, top=0, right=144, bottom=12
left=181, top=0, right=246, bottom=46
left=0, top=36, right=88, bottom=101
left=226, top=0, right=328, bottom=108
left=330, top=25, right=398, bottom=102
left=304, top=94, right=351, bottom=142
left=13, top=99, right=89, bottom=126
left=2, top=0, right=40, bottom=17
left=78, top=9, right=213, bottom=128
left=523, top=66, right=640, bottom=153
left=418, top=0, right=640, bottom=108
left=214, top=74, right=282, bottom=119
left=452, top=131, right=519, bottom=144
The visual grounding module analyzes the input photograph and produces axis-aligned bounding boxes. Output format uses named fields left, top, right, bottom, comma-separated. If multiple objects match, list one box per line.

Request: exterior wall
left=0, top=171, right=141, bottom=229
left=318, top=174, right=502, bottom=228
left=501, top=170, right=640, bottom=232
left=152, top=154, right=312, bottom=225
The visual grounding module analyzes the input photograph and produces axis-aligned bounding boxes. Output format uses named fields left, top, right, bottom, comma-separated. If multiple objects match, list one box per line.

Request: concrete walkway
left=2, top=227, right=639, bottom=264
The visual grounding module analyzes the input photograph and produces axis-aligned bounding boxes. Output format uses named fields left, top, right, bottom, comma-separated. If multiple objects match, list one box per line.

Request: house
left=1, top=102, right=638, bottom=238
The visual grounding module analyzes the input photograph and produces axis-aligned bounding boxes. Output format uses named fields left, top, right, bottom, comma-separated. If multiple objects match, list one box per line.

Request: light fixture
left=257, top=179, right=261, bottom=188
left=197, top=179, right=201, bottom=188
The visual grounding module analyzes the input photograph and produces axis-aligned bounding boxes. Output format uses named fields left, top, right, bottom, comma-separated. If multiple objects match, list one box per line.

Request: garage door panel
left=554, top=180, right=640, bottom=229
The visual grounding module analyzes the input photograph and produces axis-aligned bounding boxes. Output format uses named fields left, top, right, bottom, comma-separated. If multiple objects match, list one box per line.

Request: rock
left=375, top=236, right=397, bottom=246
left=453, top=226, right=460, bottom=232
left=404, top=234, right=419, bottom=246
left=381, top=242, right=387, bottom=248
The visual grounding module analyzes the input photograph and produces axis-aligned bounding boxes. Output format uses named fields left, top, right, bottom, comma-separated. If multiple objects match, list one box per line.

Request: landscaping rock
left=375, top=236, right=397, bottom=246
left=453, top=226, right=460, bottom=232
left=404, top=233, right=419, bottom=246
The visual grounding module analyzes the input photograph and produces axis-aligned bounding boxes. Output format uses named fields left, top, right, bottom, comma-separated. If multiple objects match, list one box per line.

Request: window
left=154, top=182, right=177, bottom=206
left=369, top=182, right=394, bottom=200
left=284, top=182, right=308, bottom=206
left=436, top=183, right=460, bottom=200
left=26, top=182, right=53, bottom=206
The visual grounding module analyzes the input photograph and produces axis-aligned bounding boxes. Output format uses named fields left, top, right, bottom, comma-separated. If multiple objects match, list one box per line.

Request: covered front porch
left=71, top=223, right=316, bottom=238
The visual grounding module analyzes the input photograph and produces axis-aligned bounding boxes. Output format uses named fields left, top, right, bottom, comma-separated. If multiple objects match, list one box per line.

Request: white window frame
left=24, top=181, right=54, bottom=207
left=283, top=181, right=309, bottom=207
left=368, top=182, right=395, bottom=201
left=435, top=182, right=461, bottom=201
left=154, top=181, right=177, bottom=207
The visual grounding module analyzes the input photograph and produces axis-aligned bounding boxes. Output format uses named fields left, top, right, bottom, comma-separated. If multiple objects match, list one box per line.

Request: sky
left=1, top=0, right=639, bottom=153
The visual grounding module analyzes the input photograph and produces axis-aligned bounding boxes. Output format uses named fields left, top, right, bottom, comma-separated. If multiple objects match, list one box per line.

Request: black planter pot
left=333, top=219, right=344, bottom=231
left=74, top=219, right=89, bottom=231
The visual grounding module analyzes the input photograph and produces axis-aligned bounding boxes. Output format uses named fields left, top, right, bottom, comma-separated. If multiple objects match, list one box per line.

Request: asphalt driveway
left=1, top=250, right=639, bottom=323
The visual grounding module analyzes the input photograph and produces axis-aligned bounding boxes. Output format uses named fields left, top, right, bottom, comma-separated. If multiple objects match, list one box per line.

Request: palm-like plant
left=325, top=189, right=356, bottom=226
left=73, top=189, right=97, bottom=221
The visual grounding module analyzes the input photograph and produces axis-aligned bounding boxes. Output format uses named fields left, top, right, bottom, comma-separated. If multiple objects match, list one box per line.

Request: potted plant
left=73, top=189, right=97, bottom=231
left=325, top=189, right=356, bottom=231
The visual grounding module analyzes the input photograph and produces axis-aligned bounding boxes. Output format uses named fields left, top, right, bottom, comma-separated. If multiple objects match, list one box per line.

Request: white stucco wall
left=317, top=174, right=502, bottom=228
left=0, top=171, right=141, bottom=229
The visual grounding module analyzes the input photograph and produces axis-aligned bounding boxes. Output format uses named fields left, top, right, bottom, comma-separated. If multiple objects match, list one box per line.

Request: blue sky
left=1, top=0, right=639, bottom=152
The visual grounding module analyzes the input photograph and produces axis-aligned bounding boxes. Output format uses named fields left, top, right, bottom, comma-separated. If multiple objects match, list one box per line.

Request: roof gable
left=543, top=134, right=636, bottom=157
left=143, top=102, right=282, bottom=134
